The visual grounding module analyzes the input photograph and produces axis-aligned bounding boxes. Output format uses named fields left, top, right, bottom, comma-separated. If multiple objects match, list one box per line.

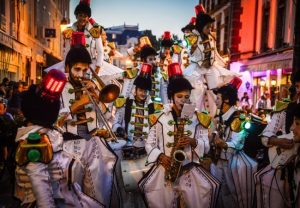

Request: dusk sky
left=70, top=0, right=199, bottom=39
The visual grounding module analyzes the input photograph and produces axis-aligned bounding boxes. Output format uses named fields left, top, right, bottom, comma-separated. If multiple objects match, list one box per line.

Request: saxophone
left=165, top=117, right=187, bottom=183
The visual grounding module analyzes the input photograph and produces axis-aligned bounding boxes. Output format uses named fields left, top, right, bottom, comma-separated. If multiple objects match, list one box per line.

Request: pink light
left=46, top=78, right=54, bottom=90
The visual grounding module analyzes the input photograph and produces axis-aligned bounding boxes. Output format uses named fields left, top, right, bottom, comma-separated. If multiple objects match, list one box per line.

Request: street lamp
left=60, top=17, right=68, bottom=32
left=259, top=79, right=266, bottom=87
left=271, top=79, right=277, bottom=86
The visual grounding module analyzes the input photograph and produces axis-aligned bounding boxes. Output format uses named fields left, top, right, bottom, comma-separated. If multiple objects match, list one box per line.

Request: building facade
left=0, top=0, right=70, bottom=84
left=200, top=0, right=296, bottom=108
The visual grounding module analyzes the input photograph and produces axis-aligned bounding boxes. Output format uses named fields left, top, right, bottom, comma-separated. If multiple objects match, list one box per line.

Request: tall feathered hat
left=195, top=4, right=215, bottom=33
left=161, top=31, right=174, bottom=48
left=74, top=0, right=91, bottom=17
left=167, top=63, right=193, bottom=99
left=133, top=63, right=152, bottom=91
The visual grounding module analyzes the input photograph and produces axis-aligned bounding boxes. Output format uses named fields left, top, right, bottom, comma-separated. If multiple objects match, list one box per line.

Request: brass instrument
left=89, top=66, right=120, bottom=103
left=210, top=121, right=225, bottom=164
left=82, top=80, right=118, bottom=142
left=165, top=117, right=187, bottom=183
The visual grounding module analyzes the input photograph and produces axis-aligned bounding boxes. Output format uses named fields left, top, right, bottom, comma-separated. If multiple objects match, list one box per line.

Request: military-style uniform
left=184, top=30, right=238, bottom=115
left=113, top=95, right=159, bottom=147
left=14, top=126, right=104, bottom=208
left=63, top=22, right=104, bottom=68
left=59, top=81, right=118, bottom=207
left=139, top=104, right=220, bottom=208
left=210, top=106, right=257, bottom=208
left=254, top=101, right=299, bottom=208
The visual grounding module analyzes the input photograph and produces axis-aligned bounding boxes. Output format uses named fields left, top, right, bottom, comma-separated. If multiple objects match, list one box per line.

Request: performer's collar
left=221, top=106, right=236, bottom=122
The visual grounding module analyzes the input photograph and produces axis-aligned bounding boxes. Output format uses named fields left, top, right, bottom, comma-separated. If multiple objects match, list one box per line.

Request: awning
left=240, top=50, right=293, bottom=72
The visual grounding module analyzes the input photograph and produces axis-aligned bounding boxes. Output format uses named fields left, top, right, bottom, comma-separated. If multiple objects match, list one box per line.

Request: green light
left=244, top=122, right=251, bottom=129
left=27, top=149, right=41, bottom=162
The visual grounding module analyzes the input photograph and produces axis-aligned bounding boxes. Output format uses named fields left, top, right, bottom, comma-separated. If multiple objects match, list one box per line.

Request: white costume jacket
left=210, top=106, right=257, bottom=208
left=184, top=30, right=238, bottom=114
left=14, top=125, right=104, bottom=208
left=139, top=104, right=220, bottom=208
left=59, top=81, right=118, bottom=207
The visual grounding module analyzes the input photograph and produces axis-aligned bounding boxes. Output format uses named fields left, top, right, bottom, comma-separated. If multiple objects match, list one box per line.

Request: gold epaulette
left=148, top=113, right=162, bottom=127
left=196, top=112, right=211, bottom=128
left=274, top=100, right=289, bottom=112
left=124, top=68, right=138, bottom=79
left=161, top=71, right=168, bottom=81
left=62, top=28, right=73, bottom=39
left=172, top=44, right=183, bottom=54
left=89, top=27, right=101, bottom=38
left=230, top=117, right=243, bottom=132
left=153, top=102, right=164, bottom=112
left=114, top=97, right=126, bottom=108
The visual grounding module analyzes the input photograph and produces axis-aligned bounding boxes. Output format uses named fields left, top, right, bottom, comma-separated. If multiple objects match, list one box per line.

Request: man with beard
left=139, top=63, right=220, bottom=208
left=57, top=40, right=120, bottom=207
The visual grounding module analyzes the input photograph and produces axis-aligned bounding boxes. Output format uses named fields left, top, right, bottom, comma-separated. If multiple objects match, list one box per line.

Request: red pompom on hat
left=229, top=77, right=243, bottom=90
left=168, top=63, right=183, bottom=79
left=189, top=17, right=197, bottom=25
left=162, top=31, right=172, bottom=40
left=71, top=32, right=86, bottom=47
left=195, top=4, right=206, bottom=15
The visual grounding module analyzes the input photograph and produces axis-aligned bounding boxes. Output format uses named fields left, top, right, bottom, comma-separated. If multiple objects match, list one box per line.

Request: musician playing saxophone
left=57, top=37, right=119, bottom=207
left=139, top=63, right=220, bottom=208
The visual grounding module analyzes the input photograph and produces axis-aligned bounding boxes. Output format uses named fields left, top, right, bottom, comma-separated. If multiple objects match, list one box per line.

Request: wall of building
left=0, top=0, right=70, bottom=84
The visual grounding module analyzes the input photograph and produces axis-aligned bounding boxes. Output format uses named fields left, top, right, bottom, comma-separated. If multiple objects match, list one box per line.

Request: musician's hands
left=95, top=66, right=101, bottom=75
left=215, top=138, right=228, bottom=150
left=158, top=154, right=171, bottom=170
left=115, top=127, right=125, bottom=138
left=269, top=138, right=294, bottom=149
left=176, top=136, right=191, bottom=148
left=82, top=80, right=100, bottom=103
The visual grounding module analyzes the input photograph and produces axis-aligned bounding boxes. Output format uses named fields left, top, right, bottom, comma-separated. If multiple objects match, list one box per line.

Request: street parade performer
left=45, top=0, right=123, bottom=82
left=121, top=44, right=168, bottom=104
left=112, top=63, right=156, bottom=208
left=14, top=69, right=104, bottom=207
left=56, top=37, right=121, bottom=207
left=183, top=4, right=239, bottom=116
left=210, top=81, right=257, bottom=208
left=139, top=63, right=220, bottom=208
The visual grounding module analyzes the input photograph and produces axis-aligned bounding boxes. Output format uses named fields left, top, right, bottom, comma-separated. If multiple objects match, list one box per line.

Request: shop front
left=240, top=49, right=293, bottom=109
